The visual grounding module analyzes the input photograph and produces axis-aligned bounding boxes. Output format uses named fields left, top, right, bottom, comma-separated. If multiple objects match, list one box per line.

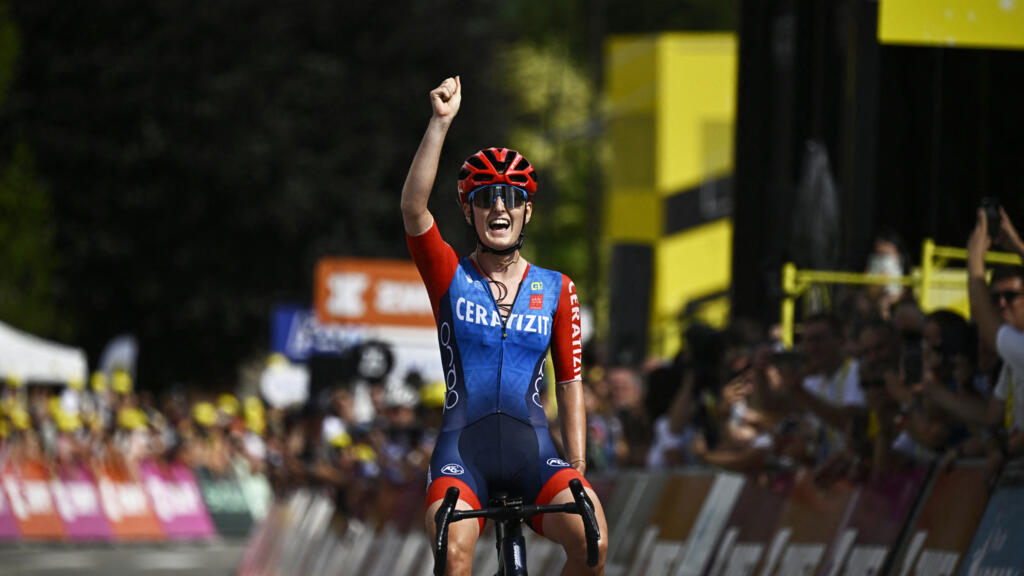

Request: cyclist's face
left=463, top=191, right=532, bottom=250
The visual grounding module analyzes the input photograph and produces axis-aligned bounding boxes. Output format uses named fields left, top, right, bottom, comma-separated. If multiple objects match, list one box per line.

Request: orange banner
left=758, top=474, right=857, bottom=576
left=315, top=258, right=434, bottom=328
left=893, top=463, right=990, bottom=574
left=96, top=461, right=164, bottom=541
left=1, top=459, right=66, bottom=539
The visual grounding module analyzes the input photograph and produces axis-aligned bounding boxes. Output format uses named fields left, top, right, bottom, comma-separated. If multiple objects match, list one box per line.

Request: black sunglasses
left=468, top=185, right=528, bottom=210
left=991, top=290, right=1024, bottom=306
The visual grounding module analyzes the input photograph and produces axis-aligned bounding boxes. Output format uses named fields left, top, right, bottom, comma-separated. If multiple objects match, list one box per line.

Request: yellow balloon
left=116, top=407, right=148, bottom=430
left=193, top=402, right=218, bottom=427
left=217, top=394, right=240, bottom=417
left=90, top=372, right=108, bottom=393
left=330, top=431, right=352, bottom=448
left=111, top=370, right=133, bottom=395
left=420, top=381, right=446, bottom=409
left=354, top=444, right=377, bottom=462
left=244, top=396, right=264, bottom=414
left=9, top=408, right=31, bottom=430
left=57, top=412, right=83, bottom=433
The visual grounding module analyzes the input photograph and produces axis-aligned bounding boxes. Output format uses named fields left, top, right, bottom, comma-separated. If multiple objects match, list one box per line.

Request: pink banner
left=53, top=464, right=113, bottom=541
left=820, top=467, right=927, bottom=575
left=0, top=482, right=19, bottom=539
left=140, top=460, right=215, bottom=539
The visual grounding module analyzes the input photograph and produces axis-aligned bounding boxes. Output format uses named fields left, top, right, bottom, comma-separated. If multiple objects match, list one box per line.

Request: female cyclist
left=401, top=76, right=608, bottom=575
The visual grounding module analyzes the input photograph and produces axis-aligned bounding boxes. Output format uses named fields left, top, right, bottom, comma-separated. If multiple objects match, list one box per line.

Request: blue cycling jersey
left=408, top=222, right=586, bottom=515
left=435, top=259, right=565, bottom=431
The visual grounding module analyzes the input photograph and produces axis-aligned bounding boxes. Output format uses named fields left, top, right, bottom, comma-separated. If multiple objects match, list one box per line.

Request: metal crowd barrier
left=780, top=238, right=1023, bottom=347
left=236, top=458, right=1024, bottom=575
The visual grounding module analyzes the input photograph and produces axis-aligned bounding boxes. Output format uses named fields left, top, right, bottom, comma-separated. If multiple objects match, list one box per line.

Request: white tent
left=0, top=320, right=88, bottom=385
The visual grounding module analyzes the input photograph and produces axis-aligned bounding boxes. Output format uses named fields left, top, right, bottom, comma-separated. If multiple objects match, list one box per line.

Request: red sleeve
left=551, top=273, right=583, bottom=383
left=406, top=221, right=460, bottom=321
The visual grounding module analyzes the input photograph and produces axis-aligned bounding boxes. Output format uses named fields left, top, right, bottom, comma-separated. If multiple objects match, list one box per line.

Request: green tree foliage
left=5, top=0, right=735, bottom=387
left=0, top=3, right=64, bottom=339
left=0, top=143, right=62, bottom=338
left=498, top=44, right=597, bottom=305
left=8, top=0, right=514, bottom=387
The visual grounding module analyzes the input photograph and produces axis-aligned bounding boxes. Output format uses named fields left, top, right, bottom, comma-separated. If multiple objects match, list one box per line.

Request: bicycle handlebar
left=433, top=486, right=460, bottom=576
left=568, top=478, right=601, bottom=568
left=432, top=478, right=601, bottom=574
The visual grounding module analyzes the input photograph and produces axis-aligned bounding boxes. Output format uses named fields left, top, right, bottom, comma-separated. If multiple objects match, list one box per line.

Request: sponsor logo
left=440, top=322, right=459, bottom=410
left=454, top=297, right=550, bottom=335
left=530, top=294, right=544, bottom=310
left=547, top=458, right=570, bottom=468
left=531, top=281, right=543, bottom=291
left=568, top=280, right=582, bottom=378
left=533, top=359, right=546, bottom=408
left=441, top=463, right=465, bottom=476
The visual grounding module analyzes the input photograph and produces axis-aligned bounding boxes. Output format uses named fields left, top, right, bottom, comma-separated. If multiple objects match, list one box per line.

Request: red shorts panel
left=530, top=468, right=593, bottom=535
left=426, top=476, right=485, bottom=532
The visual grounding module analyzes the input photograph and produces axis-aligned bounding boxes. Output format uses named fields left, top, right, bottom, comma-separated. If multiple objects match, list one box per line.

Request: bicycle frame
left=433, top=478, right=600, bottom=576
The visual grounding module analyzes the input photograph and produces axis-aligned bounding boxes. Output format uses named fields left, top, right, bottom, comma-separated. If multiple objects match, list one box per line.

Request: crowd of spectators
left=3, top=207, right=1024, bottom=528
left=0, top=371, right=269, bottom=486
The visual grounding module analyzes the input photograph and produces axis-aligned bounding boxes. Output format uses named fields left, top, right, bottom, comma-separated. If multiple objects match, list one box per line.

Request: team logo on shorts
left=547, top=458, right=570, bottom=468
left=441, top=463, right=465, bottom=476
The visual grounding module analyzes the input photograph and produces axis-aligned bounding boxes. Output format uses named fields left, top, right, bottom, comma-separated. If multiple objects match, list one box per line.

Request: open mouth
left=488, top=218, right=511, bottom=231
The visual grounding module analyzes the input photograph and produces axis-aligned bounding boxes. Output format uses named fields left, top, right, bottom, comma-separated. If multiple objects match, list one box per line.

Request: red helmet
left=457, top=147, right=538, bottom=205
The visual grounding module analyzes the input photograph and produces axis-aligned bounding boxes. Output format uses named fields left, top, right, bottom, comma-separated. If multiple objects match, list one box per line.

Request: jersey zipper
left=482, top=267, right=529, bottom=415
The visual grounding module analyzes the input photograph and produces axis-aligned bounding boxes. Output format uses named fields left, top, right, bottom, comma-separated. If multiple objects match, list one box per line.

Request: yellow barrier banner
left=879, top=0, right=1024, bottom=50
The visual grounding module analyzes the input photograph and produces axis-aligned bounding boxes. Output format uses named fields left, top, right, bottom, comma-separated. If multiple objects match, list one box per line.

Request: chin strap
left=477, top=232, right=525, bottom=255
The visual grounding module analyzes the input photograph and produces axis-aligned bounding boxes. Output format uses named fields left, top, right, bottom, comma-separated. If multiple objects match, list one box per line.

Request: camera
left=981, top=197, right=1001, bottom=241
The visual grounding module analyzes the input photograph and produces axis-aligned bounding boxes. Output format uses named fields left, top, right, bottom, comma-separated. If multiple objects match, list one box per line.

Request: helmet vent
left=483, top=149, right=510, bottom=174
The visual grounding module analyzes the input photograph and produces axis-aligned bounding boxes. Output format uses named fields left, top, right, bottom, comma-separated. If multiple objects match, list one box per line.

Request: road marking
left=134, top=552, right=206, bottom=570
left=21, top=553, right=98, bottom=570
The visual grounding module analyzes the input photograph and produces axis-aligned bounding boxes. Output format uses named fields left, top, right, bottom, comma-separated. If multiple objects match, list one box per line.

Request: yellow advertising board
left=879, top=0, right=1024, bottom=50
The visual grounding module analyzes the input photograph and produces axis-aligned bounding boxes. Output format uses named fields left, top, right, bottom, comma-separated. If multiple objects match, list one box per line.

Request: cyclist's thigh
left=424, top=496, right=482, bottom=546
left=426, top=427, right=488, bottom=528
left=540, top=484, right=608, bottom=547
left=542, top=486, right=609, bottom=574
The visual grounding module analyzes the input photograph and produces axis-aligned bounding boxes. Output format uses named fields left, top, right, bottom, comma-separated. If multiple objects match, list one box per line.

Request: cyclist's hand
left=430, top=76, right=461, bottom=124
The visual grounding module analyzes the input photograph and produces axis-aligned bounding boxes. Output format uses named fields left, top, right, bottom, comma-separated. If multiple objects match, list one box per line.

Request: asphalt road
left=0, top=539, right=247, bottom=576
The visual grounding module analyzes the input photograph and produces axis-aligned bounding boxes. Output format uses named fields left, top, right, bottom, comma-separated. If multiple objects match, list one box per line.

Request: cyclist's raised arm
left=401, top=76, right=462, bottom=236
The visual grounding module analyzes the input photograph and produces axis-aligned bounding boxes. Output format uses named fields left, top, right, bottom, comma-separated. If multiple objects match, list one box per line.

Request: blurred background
left=1, top=0, right=1024, bottom=575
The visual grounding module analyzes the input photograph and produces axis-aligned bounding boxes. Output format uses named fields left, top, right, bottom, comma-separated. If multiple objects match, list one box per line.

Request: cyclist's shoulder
left=525, top=264, right=572, bottom=288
